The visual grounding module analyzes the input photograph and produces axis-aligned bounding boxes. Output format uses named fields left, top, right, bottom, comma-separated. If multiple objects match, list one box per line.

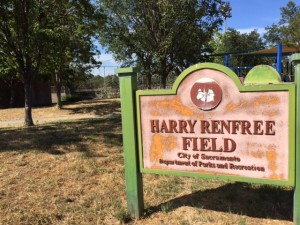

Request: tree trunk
left=55, top=71, right=62, bottom=109
left=147, top=73, right=152, bottom=89
left=24, top=76, right=34, bottom=126
left=160, top=73, right=167, bottom=89
left=159, top=59, right=168, bottom=89
left=9, top=85, right=15, bottom=108
left=56, top=83, right=62, bottom=109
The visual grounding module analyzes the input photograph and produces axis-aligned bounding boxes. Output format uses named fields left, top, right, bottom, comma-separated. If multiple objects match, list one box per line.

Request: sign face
left=136, top=64, right=295, bottom=186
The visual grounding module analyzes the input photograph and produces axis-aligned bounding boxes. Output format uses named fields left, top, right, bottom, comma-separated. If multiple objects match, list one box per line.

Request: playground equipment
left=216, top=43, right=300, bottom=82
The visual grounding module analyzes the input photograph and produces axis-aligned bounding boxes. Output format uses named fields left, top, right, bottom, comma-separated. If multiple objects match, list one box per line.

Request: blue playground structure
left=213, top=43, right=300, bottom=82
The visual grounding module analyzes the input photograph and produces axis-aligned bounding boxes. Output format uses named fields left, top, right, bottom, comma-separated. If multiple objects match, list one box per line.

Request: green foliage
left=96, top=0, right=228, bottom=88
left=161, top=202, right=173, bottom=213
left=82, top=75, right=104, bottom=89
left=212, top=29, right=270, bottom=67
left=113, top=199, right=131, bottom=223
left=264, top=1, right=300, bottom=47
left=61, top=95, right=80, bottom=103
left=104, top=75, right=119, bottom=89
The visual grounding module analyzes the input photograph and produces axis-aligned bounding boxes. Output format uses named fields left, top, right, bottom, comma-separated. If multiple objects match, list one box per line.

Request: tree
left=63, top=66, right=94, bottom=94
left=264, top=1, right=300, bottom=47
left=0, top=0, right=101, bottom=125
left=104, top=74, right=119, bottom=89
left=220, top=2, right=232, bottom=32
left=0, top=0, right=50, bottom=126
left=212, top=29, right=269, bottom=67
left=80, top=75, right=104, bottom=89
left=97, top=0, right=227, bottom=88
left=42, top=0, right=101, bottom=108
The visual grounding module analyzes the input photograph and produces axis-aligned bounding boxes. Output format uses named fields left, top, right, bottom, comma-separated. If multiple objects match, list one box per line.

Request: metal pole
left=104, top=66, right=106, bottom=89
left=225, top=54, right=229, bottom=67
left=277, top=43, right=283, bottom=79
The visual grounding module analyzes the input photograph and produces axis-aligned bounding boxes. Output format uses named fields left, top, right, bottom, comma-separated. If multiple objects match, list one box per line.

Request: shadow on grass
left=61, top=99, right=121, bottom=117
left=0, top=117, right=122, bottom=156
left=147, top=182, right=293, bottom=221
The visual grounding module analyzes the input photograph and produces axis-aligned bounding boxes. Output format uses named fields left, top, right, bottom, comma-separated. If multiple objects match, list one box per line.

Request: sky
left=226, top=0, right=300, bottom=34
left=93, top=0, right=300, bottom=76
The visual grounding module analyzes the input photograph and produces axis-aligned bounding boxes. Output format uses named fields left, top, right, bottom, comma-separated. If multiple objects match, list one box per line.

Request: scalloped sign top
left=136, top=63, right=295, bottom=186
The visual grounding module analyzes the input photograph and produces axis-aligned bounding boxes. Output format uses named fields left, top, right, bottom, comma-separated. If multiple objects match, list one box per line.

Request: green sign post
left=117, top=56, right=299, bottom=223
left=292, top=53, right=300, bottom=224
left=116, top=68, right=144, bottom=218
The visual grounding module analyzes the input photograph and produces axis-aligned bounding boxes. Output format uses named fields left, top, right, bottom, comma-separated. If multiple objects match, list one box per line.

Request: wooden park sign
left=137, top=64, right=294, bottom=184
left=117, top=57, right=300, bottom=223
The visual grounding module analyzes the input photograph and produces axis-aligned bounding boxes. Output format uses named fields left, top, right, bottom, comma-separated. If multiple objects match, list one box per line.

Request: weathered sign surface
left=136, top=64, right=295, bottom=186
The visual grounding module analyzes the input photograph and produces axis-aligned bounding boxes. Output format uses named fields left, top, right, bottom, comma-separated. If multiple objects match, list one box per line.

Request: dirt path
left=0, top=99, right=120, bottom=128
left=0, top=115, right=101, bottom=127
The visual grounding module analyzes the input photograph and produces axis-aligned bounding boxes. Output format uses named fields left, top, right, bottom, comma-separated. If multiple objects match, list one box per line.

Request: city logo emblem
left=190, top=78, right=222, bottom=110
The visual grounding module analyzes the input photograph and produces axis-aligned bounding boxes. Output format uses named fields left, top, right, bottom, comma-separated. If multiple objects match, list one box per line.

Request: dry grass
left=0, top=99, right=121, bottom=127
left=0, top=99, right=294, bottom=225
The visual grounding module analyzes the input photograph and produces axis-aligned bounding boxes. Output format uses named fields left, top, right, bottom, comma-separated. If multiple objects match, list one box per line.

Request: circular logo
left=190, top=78, right=222, bottom=111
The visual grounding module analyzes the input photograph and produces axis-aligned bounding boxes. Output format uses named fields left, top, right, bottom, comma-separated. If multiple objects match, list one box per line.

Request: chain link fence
left=70, top=72, right=179, bottom=100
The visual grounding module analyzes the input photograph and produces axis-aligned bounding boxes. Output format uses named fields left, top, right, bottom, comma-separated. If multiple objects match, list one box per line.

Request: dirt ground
left=0, top=99, right=120, bottom=127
